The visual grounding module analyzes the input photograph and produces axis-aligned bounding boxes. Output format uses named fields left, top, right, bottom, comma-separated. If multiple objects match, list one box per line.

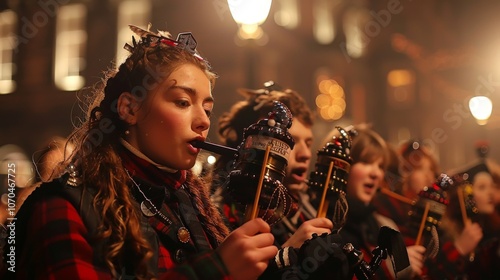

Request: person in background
left=11, top=136, right=76, bottom=212
left=424, top=162, right=500, bottom=279
left=372, top=140, right=440, bottom=243
left=324, top=125, right=426, bottom=279
left=33, top=136, right=75, bottom=183
left=483, top=158, right=500, bottom=238
left=372, top=143, right=408, bottom=227
left=214, top=81, right=333, bottom=249
left=1, top=25, right=278, bottom=279
left=398, top=140, right=440, bottom=201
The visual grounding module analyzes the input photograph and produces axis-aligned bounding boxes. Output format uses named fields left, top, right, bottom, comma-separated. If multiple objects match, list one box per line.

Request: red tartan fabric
left=423, top=238, right=500, bottom=279
left=423, top=240, right=467, bottom=279
left=2, top=196, right=113, bottom=279
left=0, top=195, right=230, bottom=279
left=119, top=147, right=187, bottom=189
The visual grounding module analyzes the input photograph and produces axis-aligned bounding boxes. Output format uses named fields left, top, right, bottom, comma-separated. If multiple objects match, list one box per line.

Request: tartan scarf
left=119, top=146, right=186, bottom=189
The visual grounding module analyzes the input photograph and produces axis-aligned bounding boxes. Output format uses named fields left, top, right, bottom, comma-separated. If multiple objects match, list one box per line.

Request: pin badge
left=177, top=227, right=191, bottom=243
left=140, top=200, right=156, bottom=217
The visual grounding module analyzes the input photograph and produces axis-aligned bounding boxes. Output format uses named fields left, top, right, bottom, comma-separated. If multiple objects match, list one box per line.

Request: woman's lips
left=187, top=142, right=200, bottom=154
left=363, top=183, right=376, bottom=194
left=290, top=173, right=306, bottom=184
left=364, top=183, right=375, bottom=189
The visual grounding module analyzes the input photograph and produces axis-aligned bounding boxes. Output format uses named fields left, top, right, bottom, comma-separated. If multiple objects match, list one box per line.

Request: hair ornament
left=123, top=24, right=204, bottom=61
left=176, top=33, right=199, bottom=56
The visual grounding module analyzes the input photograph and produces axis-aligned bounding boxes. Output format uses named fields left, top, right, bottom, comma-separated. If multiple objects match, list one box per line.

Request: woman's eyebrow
left=172, top=85, right=214, bottom=103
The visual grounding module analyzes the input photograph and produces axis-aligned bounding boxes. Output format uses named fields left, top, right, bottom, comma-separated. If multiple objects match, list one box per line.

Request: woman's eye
left=205, top=109, right=212, bottom=117
left=176, top=100, right=190, bottom=107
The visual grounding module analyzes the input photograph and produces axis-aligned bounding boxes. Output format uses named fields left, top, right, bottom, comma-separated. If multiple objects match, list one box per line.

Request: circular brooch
left=140, top=200, right=156, bottom=217
left=177, top=227, right=191, bottom=243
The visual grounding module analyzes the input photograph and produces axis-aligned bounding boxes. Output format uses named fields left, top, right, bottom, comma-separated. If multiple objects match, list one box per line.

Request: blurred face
left=473, top=172, right=495, bottom=214
left=404, top=157, right=436, bottom=199
left=347, top=157, right=385, bottom=205
left=128, top=64, right=213, bottom=170
left=284, top=120, right=313, bottom=196
left=494, top=180, right=500, bottom=207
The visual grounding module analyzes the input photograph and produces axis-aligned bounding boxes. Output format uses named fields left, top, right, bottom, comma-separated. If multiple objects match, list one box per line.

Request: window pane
left=0, top=10, right=17, bottom=94
left=54, top=4, right=87, bottom=91
left=116, top=0, right=151, bottom=67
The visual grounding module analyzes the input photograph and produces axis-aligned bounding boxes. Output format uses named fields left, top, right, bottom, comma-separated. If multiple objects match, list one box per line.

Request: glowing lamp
left=228, top=0, right=272, bottom=40
left=228, top=0, right=272, bottom=25
left=469, top=96, right=493, bottom=125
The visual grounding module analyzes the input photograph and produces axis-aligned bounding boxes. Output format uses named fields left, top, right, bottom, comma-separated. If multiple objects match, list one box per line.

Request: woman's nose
left=194, top=108, right=210, bottom=132
left=370, top=164, right=383, bottom=179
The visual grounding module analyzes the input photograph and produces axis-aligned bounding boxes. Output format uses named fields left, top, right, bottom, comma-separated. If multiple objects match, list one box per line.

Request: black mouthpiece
left=191, top=140, right=237, bottom=158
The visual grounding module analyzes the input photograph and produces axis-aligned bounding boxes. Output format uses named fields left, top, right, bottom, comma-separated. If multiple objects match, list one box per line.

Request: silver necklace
left=125, top=169, right=191, bottom=243
left=125, top=169, right=172, bottom=225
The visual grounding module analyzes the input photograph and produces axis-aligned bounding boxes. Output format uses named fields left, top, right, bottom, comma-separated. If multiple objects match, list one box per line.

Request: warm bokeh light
left=316, top=78, right=346, bottom=121
left=115, top=0, right=151, bottom=67
left=0, top=144, right=34, bottom=189
left=342, top=8, right=369, bottom=59
left=469, top=96, right=493, bottom=125
left=315, top=94, right=330, bottom=108
left=0, top=80, right=15, bottom=95
left=274, top=0, right=299, bottom=29
left=0, top=9, right=17, bottom=94
left=313, top=0, right=335, bottom=44
left=387, top=69, right=414, bottom=87
left=228, top=0, right=272, bottom=25
left=237, top=24, right=265, bottom=40
left=207, top=155, right=216, bottom=165
left=229, top=0, right=272, bottom=41
left=54, top=4, right=87, bottom=91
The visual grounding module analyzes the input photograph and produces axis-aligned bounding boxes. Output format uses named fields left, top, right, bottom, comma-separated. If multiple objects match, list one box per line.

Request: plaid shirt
left=424, top=238, right=500, bottom=279
left=423, top=240, right=467, bottom=279
left=0, top=195, right=230, bottom=279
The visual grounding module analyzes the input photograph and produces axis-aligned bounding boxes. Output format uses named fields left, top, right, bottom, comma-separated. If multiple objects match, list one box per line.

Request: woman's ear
left=117, top=92, right=139, bottom=125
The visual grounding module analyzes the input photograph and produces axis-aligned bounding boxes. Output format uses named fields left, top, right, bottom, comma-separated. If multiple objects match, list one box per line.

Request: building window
left=0, top=10, right=17, bottom=94
left=342, top=8, right=370, bottom=59
left=116, top=0, right=151, bottom=66
left=387, top=69, right=415, bottom=107
left=313, top=0, right=335, bottom=45
left=54, top=3, right=87, bottom=91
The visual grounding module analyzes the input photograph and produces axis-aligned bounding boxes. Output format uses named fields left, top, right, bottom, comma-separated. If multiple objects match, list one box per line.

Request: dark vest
left=3, top=173, right=201, bottom=278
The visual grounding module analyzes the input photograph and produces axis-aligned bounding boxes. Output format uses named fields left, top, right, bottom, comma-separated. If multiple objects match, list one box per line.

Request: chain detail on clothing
left=125, top=169, right=173, bottom=225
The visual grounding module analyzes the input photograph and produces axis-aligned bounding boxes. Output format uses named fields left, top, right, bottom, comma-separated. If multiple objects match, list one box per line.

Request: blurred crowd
left=0, top=26, right=498, bottom=278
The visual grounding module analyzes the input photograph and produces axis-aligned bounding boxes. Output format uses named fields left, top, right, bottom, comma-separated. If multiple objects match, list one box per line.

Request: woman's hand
left=406, top=245, right=426, bottom=276
left=454, top=222, right=483, bottom=256
left=216, top=218, right=278, bottom=280
left=282, top=218, right=333, bottom=248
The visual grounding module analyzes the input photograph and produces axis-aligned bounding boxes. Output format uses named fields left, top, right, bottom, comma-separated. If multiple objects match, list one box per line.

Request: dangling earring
left=124, top=130, right=130, bottom=136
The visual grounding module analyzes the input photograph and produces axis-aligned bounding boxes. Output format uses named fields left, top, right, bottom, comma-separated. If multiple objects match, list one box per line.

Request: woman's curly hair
left=66, top=25, right=223, bottom=279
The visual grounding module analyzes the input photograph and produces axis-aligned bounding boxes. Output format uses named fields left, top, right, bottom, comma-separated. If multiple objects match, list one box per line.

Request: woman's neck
left=120, top=138, right=178, bottom=173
